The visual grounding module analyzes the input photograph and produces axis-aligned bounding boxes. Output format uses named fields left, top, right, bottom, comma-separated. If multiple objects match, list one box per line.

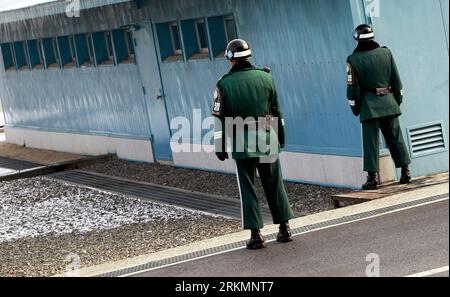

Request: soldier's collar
left=353, top=41, right=381, bottom=53
left=229, top=61, right=255, bottom=73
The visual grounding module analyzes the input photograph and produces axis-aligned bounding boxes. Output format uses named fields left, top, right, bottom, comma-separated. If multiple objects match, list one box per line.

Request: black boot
left=246, top=229, right=267, bottom=250
left=362, top=172, right=379, bottom=190
left=277, top=221, right=293, bottom=243
left=400, top=166, right=412, bottom=184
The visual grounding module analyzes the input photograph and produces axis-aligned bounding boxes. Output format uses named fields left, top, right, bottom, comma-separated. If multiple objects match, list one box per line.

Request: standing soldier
left=347, top=24, right=412, bottom=190
left=212, top=39, right=295, bottom=250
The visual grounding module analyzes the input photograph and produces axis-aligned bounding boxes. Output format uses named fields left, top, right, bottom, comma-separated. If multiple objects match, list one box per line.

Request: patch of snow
left=0, top=167, right=15, bottom=175
left=0, top=177, right=212, bottom=243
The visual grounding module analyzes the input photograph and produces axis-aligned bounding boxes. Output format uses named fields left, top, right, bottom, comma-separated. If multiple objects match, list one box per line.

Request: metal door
left=134, top=22, right=173, bottom=161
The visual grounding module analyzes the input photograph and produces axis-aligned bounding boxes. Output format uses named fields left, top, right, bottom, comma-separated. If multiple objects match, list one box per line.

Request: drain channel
left=94, top=193, right=448, bottom=277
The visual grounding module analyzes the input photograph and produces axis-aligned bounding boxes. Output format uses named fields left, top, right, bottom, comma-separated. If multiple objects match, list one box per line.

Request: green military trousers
left=362, top=116, right=411, bottom=172
left=235, top=157, right=294, bottom=230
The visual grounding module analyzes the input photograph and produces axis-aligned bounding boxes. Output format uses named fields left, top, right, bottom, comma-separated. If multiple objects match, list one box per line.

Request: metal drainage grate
left=0, top=156, right=41, bottom=171
left=95, top=193, right=448, bottom=277
left=407, top=122, right=447, bottom=157
left=51, top=170, right=274, bottom=222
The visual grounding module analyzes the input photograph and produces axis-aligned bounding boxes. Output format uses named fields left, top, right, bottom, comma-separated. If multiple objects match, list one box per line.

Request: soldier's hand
left=216, top=152, right=229, bottom=162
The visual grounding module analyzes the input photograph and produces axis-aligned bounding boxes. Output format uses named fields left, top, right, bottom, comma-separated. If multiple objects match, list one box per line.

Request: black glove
left=216, top=152, right=229, bottom=162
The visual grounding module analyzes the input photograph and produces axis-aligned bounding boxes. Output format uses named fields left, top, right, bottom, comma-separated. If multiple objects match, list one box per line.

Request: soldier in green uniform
left=212, top=39, right=294, bottom=250
left=347, top=24, right=412, bottom=190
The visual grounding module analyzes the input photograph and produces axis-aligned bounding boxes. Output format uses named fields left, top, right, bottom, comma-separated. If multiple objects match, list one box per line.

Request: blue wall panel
left=440, top=0, right=449, bottom=50
left=367, top=0, right=449, bottom=177
left=158, top=0, right=360, bottom=156
left=0, top=0, right=447, bottom=169
left=0, top=64, right=151, bottom=138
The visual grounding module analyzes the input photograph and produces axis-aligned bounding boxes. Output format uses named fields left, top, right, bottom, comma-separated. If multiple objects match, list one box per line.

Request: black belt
left=371, top=87, right=391, bottom=96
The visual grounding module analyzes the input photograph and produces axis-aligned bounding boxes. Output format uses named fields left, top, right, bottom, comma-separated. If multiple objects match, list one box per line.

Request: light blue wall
left=156, top=0, right=360, bottom=156
left=365, top=0, right=449, bottom=177
left=439, top=0, right=449, bottom=50
left=238, top=0, right=359, bottom=155
left=0, top=0, right=380, bottom=158
left=0, top=64, right=152, bottom=139
left=0, top=0, right=448, bottom=177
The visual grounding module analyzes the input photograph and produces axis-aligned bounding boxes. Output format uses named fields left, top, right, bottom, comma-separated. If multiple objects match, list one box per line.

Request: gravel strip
left=0, top=219, right=240, bottom=277
left=0, top=177, right=240, bottom=276
left=82, top=157, right=354, bottom=216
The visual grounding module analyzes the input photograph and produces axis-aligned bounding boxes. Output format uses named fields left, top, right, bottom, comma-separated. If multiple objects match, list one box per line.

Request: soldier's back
left=348, top=47, right=392, bottom=90
left=348, top=47, right=401, bottom=121
left=219, top=69, right=274, bottom=119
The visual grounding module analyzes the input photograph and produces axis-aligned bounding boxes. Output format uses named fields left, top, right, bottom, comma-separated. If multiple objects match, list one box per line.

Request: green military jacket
left=212, top=61, right=286, bottom=160
left=347, top=42, right=404, bottom=122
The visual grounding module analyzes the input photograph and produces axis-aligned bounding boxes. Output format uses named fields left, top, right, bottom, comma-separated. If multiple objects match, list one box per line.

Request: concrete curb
left=56, top=180, right=449, bottom=277
left=0, top=154, right=114, bottom=182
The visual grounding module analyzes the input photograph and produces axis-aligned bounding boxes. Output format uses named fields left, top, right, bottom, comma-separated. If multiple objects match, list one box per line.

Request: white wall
left=5, top=127, right=154, bottom=163
left=4, top=127, right=396, bottom=188
left=171, top=143, right=396, bottom=189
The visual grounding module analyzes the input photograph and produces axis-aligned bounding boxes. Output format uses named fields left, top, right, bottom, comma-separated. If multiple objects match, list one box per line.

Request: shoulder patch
left=255, top=66, right=271, bottom=73
left=259, top=66, right=271, bottom=73
left=212, top=86, right=224, bottom=117
left=347, top=62, right=354, bottom=86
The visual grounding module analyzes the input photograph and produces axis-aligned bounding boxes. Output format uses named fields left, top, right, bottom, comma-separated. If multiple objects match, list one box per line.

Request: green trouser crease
left=235, top=158, right=294, bottom=230
left=362, top=116, right=411, bottom=172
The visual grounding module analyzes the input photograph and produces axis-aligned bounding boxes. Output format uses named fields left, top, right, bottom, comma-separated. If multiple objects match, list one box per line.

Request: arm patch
left=347, top=63, right=354, bottom=86
left=212, top=86, right=224, bottom=117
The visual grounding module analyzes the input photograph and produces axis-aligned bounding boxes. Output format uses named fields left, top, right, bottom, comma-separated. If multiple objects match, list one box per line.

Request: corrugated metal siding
left=0, top=64, right=151, bottom=138
left=0, top=0, right=361, bottom=157
left=0, top=2, right=148, bottom=43
left=0, top=0, right=132, bottom=24
left=239, top=0, right=359, bottom=155
left=158, top=0, right=360, bottom=156
left=368, top=0, right=449, bottom=176
left=440, top=0, right=449, bottom=50
left=160, top=60, right=231, bottom=143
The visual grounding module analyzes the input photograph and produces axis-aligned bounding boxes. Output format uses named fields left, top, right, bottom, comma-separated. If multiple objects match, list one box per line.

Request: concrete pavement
left=64, top=181, right=448, bottom=277
left=132, top=200, right=448, bottom=277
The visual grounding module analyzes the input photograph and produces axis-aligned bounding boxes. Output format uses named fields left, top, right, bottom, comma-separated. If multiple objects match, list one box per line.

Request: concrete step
left=332, top=172, right=449, bottom=208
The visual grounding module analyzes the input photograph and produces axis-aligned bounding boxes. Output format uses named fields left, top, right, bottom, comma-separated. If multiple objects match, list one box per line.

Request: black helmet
left=353, top=24, right=375, bottom=41
left=225, top=39, right=252, bottom=61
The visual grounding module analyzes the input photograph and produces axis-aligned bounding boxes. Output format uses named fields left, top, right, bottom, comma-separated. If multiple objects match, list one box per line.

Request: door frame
left=134, top=20, right=173, bottom=162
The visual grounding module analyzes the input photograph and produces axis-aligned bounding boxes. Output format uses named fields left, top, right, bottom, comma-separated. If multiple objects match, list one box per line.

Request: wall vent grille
left=407, top=121, right=447, bottom=157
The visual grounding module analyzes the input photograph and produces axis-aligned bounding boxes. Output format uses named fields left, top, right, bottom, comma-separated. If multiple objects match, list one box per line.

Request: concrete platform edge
left=55, top=181, right=449, bottom=277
